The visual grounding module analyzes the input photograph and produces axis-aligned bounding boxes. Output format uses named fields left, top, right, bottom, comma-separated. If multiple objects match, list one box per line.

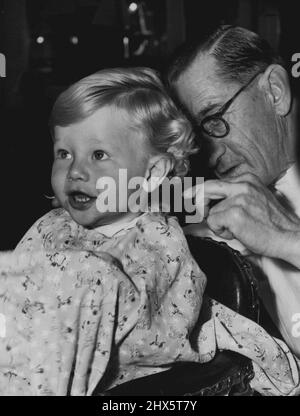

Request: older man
left=167, top=25, right=300, bottom=356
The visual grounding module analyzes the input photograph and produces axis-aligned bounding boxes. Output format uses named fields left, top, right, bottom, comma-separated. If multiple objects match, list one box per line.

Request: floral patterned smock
left=0, top=208, right=299, bottom=396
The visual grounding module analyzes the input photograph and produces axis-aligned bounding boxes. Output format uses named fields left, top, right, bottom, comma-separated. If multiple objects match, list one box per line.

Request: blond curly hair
left=49, top=67, right=198, bottom=177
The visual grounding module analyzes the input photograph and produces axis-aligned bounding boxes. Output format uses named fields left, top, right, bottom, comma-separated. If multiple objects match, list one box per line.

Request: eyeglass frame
left=199, top=70, right=263, bottom=139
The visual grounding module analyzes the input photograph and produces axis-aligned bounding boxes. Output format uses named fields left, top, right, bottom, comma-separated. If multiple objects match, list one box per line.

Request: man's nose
left=67, top=159, right=89, bottom=181
left=206, top=140, right=227, bottom=169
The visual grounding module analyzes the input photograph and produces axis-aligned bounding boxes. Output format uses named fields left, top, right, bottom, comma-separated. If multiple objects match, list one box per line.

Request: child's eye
left=56, top=149, right=72, bottom=160
left=93, top=150, right=108, bottom=161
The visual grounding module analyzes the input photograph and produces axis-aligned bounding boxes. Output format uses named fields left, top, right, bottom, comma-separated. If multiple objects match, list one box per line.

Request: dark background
left=0, top=0, right=299, bottom=249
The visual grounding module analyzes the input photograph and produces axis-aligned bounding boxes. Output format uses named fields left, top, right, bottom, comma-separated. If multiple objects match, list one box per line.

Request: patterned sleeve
left=107, top=213, right=207, bottom=386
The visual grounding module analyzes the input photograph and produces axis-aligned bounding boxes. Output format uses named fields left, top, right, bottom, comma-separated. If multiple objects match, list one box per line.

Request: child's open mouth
left=68, top=191, right=96, bottom=211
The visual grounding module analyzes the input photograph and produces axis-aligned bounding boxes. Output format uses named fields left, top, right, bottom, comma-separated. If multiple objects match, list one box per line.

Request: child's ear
left=144, top=155, right=173, bottom=192
left=259, top=64, right=292, bottom=116
left=44, top=194, right=61, bottom=208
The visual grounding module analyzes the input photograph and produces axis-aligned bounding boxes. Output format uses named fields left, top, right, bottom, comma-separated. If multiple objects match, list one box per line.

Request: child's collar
left=94, top=213, right=147, bottom=238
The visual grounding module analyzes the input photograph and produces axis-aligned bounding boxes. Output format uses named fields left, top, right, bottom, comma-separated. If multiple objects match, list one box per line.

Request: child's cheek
left=51, top=166, right=65, bottom=200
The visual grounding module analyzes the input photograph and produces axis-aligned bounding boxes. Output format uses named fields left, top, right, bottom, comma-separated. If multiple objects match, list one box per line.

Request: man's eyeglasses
left=200, top=71, right=262, bottom=139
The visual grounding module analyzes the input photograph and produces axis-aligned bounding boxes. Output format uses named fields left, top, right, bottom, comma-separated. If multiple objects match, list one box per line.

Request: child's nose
left=67, top=160, right=89, bottom=181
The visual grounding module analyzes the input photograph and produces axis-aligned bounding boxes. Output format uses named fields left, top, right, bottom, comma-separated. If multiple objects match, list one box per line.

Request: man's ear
left=259, top=64, right=292, bottom=116
left=144, top=155, right=173, bottom=192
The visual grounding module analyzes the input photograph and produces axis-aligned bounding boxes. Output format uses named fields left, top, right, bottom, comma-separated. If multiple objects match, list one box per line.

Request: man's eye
left=93, top=150, right=108, bottom=161
left=56, top=150, right=71, bottom=160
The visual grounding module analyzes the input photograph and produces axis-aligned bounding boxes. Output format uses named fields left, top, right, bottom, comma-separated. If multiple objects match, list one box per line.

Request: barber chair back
left=93, top=236, right=259, bottom=396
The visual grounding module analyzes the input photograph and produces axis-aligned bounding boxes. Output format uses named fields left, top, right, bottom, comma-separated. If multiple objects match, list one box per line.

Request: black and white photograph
left=1, top=0, right=300, bottom=400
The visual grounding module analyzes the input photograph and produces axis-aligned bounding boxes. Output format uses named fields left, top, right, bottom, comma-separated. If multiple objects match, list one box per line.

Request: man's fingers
left=184, top=180, right=251, bottom=200
left=184, top=175, right=262, bottom=205
left=184, top=182, right=229, bottom=200
left=204, top=179, right=252, bottom=200
left=183, top=179, right=260, bottom=222
left=214, top=228, right=235, bottom=240
left=206, top=210, right=235, bottom=240
left=183, top=181, right=229, bottom=207
left=183, top=183, right=204, bottom=199
left=224, top=172, right=262, bottom=186
left=183, top=183, right=220, bottom=220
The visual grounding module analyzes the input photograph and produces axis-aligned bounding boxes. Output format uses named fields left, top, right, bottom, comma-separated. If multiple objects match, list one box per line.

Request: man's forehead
left=175, top=54, right=230, bottom=117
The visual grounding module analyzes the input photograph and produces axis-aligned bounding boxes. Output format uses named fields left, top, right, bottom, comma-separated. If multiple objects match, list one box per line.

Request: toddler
left=0, top=68, right=299, bottom=396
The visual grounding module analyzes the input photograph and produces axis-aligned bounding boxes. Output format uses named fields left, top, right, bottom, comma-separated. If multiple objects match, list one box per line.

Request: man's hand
left=187, top=173, right=300, bottom=266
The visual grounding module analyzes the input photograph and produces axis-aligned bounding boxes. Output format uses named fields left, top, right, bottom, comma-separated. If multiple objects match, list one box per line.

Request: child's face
left=51, top=105, right=151, bottom=228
